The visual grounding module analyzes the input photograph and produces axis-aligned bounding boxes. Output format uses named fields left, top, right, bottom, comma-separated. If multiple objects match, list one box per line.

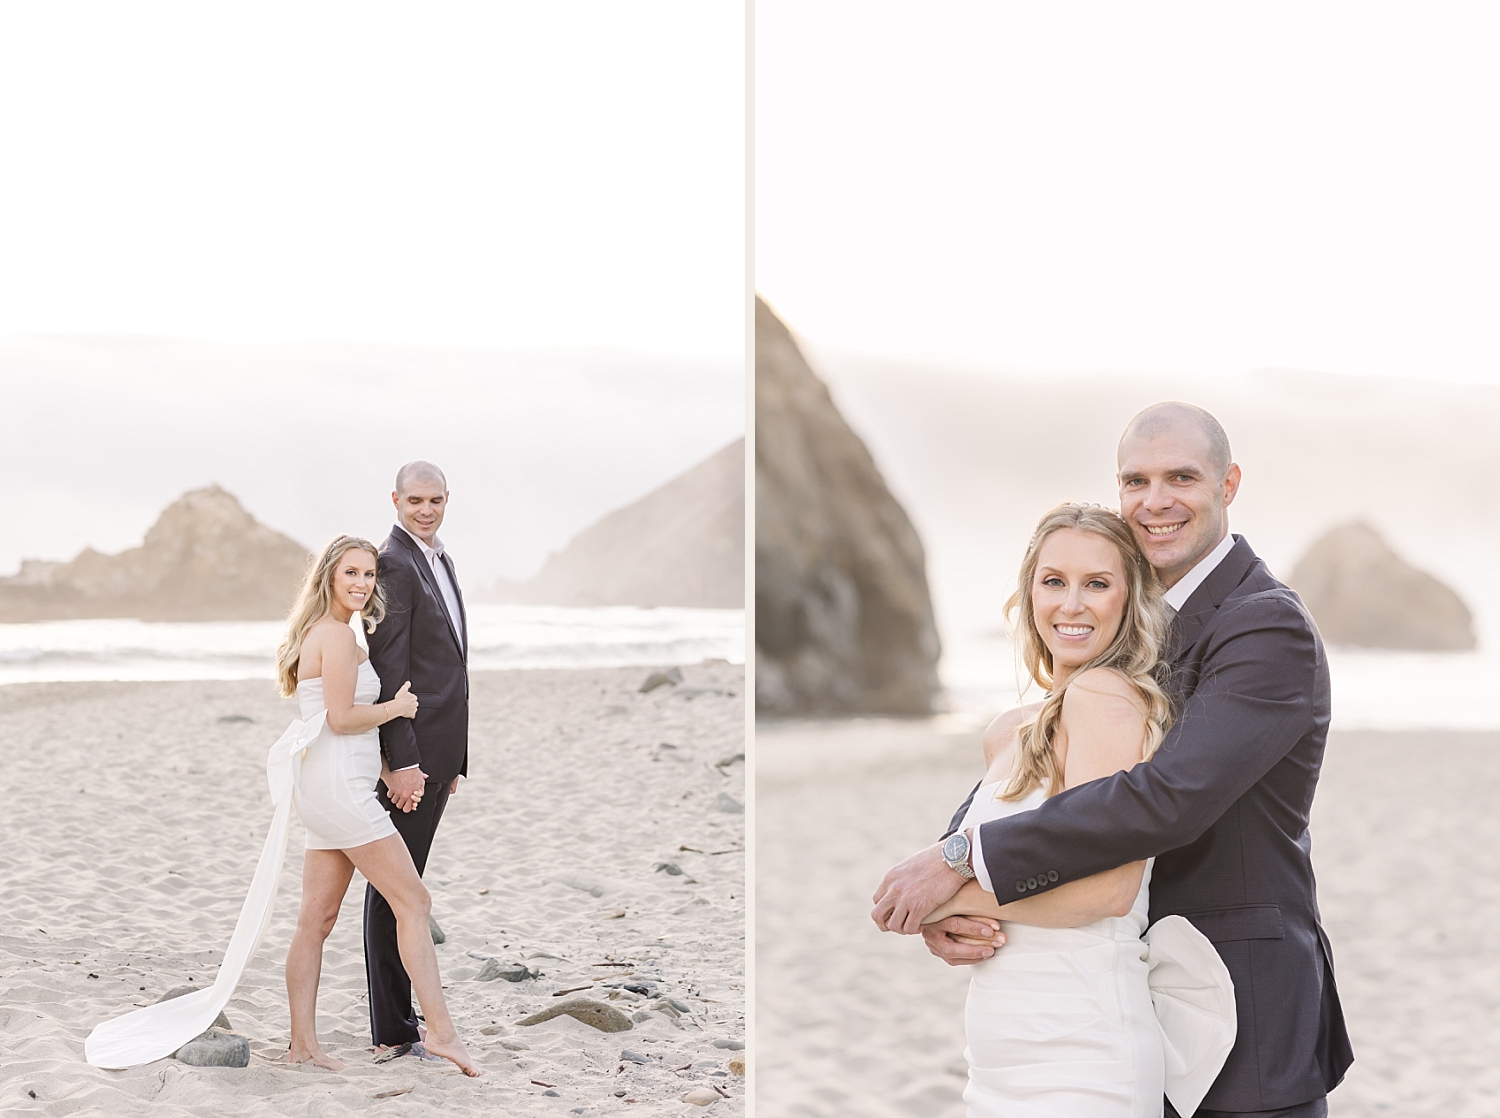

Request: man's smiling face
left=1116, top=407, right=1241, bottom=588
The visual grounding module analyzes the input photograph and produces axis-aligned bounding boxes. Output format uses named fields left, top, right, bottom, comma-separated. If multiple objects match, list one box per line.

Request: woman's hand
left=388, top=681, right=419, bottom=720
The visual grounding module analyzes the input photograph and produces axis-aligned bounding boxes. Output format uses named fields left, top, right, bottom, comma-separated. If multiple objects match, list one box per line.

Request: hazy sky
left=757, top=4, right=1500, bottom=383
left=0, top=3, right=746, bottom=580
left=0, top=3, right=745, bottom=358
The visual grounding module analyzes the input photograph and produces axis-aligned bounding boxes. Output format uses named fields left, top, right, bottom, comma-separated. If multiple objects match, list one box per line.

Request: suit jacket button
left=1026, top=877, right=1038, bottom=890
left=1015, top=881, right=1027, bottom=894
left=1047, top=870, right=1059, bottom=882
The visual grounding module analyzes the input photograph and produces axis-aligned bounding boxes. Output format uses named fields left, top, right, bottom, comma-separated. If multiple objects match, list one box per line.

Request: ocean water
left=940, top=631, right=1500, bottom=733
left=0, top=605, right=745, bottom=686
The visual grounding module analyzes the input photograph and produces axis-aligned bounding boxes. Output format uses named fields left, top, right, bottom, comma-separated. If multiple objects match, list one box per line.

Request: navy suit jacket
left=945, top=536, right=1353, bottom=1111
left=366, top=526, right=469, bottom=784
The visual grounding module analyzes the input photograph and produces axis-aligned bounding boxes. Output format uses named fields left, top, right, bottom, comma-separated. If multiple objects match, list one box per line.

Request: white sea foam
left=0, top=605, right=745, bottom=685
left=940, top=631, right=1499, bottom=733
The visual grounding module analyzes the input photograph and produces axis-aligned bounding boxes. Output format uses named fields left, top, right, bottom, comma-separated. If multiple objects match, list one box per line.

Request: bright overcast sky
left=0, top=2, right=746, bottom=360
left=756, top=4, right=1500, bottom=383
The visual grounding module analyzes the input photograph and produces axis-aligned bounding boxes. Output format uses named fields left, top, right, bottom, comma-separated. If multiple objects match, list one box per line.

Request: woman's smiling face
left=1030, top=527, right=1130, bottom=681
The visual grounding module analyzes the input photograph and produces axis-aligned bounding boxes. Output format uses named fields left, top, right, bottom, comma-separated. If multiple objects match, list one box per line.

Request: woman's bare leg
left=286, top=847, right=356, bottom=1071
left=346, top=834, right=479, bottom=1076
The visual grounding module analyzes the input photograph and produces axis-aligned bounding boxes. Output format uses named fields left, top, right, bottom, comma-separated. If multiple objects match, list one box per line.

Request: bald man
left=363, top=460, right=470, bottom=1056
left=872, top=404, right=1353, bottom=1117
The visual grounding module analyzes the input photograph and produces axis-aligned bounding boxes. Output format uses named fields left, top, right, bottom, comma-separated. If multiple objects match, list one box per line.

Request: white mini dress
left=294, top=659, right=398, bottom=850
left=957, top=782, right=1238, bottom=1118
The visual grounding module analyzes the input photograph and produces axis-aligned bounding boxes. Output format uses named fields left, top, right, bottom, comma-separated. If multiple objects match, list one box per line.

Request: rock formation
left=0, top=485, right=311, bottom=622
left=489, top=439, right=744, bottom=609
left=755, top=296, right=942, bottom=716
left=1290, top=522, right=1476, bottom=651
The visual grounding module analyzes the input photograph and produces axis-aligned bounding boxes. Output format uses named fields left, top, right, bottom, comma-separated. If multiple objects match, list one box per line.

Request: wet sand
left=756, top=717, right=1500, bottom=1118
left=0, top=664, right=745, bottom=1117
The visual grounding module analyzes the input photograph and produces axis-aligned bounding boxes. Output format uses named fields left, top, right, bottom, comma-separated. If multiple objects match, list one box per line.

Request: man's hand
left=449, top=776, right=460, bottom=796
left=385, top=766, right=428, bottom=813
left=871, top=842, right=966, bottom=934
left=921, top=917, right=1005, bottom=965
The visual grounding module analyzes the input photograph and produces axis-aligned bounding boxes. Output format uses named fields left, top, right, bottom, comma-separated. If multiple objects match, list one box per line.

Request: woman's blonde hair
left=275, top=535, right=386, bottom=697
left=1000, top=503, right=1173, bottom=801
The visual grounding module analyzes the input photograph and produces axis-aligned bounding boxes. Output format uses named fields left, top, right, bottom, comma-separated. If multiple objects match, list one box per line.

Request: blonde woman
left=919, top=505, right=1234, bottom=1117
left=86, top=536, right=478, bottom=1077
left=275, top=535, right=477, bottom=1075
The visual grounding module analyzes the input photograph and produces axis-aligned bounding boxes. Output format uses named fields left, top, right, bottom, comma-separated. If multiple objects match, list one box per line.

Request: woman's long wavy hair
left=999, top=504, right=1173, bottom=801
left=275, top=535, right=387, bottom=697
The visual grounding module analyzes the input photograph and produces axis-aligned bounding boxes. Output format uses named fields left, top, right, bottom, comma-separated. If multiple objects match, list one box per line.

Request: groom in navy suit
left=872, top=404, right=1353, bottom=1117
left=364, top=459, right=470, bottom=1053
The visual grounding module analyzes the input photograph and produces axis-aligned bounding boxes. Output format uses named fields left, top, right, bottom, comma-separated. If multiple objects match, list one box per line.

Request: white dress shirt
left=395, top=524, right=465, bottom=650
left=967, top=533, right=1238, bottom=893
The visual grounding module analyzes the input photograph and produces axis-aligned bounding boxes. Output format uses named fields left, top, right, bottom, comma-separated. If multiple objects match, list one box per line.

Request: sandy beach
left=0, top=662, right=745, bottom=1117
left=757, top=717, right=1500, bottom=1118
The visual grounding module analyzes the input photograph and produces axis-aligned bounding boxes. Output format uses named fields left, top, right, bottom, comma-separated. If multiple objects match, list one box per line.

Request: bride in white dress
left=919, top=505, right=1234, bottom=1117
left=86, top=535, right=478, bottom=1076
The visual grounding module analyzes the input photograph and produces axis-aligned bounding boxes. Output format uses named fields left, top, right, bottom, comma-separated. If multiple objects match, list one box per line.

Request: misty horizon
left=2, top=334, right=743, bottom=587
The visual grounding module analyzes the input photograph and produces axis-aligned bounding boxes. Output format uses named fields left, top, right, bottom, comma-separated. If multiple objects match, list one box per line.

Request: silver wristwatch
left=942, top=829, right=977, bottom=880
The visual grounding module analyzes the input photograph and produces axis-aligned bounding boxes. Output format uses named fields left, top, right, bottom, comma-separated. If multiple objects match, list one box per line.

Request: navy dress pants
left=363, top=776, right=451, bottom=1047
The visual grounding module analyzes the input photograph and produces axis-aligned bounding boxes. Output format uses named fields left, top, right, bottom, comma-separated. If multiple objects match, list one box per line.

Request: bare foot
left=288, top=1042, right=347, bottom=1072
left=418, top=1033, right=481, bottom=1077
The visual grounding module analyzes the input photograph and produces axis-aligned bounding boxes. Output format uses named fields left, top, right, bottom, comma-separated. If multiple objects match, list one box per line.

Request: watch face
left=943, top=833, right=968, bottom=863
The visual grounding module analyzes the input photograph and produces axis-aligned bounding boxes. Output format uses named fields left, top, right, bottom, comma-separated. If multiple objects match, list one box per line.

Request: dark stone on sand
left=1290, top=522, right=1476, bottom=651
left=640, top=667, right=684, bottom=693
left=621, top=1049, right=650, bottom=1064
left=754, top=297, right=942, bottom=716
left=216, top=714, right=253, bottom=724
left=475, top=957, right=536, bottom=982
left=715, top=793, right=744, bottom=814
left=429, top=914, right=445, bottom=944
left=518, top=998, right=634, bottom=1033
left=155, top=985, right=231, bottom=1031
left=174, top=1027, right=250, bottom=1068
left=543, top=1089, right=561, bottom=1097
left=655, top=862, right=685, bottom=876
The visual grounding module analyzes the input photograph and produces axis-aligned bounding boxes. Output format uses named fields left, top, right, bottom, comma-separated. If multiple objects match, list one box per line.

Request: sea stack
left=490, top=439, right=745, bottom=608
left=0, top=485, right=310, bottom=622
left=754, top=296, right=942, bottom=715
left=1290, top=522, right=1476, bottom=651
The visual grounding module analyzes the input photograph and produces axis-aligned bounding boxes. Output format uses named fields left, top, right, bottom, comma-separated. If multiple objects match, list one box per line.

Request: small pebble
left=542, top=1089, right=560, bottom=1097
left=683, top=1086, right=721, bottom=1106
left=639, top=667, right=683, bottom=693
left=620, top=1049, right=649, bottom=1064
left=712, top=1039, right=745, bottom=1050
left=429, top=915, right=445, bottom=944
left=715, top=793, right=744, bottom=814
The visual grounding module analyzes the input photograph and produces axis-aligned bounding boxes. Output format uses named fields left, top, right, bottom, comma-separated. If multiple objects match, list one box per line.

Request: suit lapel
left=392, top=526, right=464, bottom=657
left=1167, top=535, right=1259, bottom=665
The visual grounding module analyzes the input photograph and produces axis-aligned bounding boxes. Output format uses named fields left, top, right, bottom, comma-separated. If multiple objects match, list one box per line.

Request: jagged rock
left=0, top=485, right=310, bottom=622
left=755, top=297, right=942, bottom=715
left=155, top=985, right=231, bottom=1031
left=475, top=958, right=536, bottom=982
left=1290, top=523, right=1476, bottom=651
left=639, top=667, right=684, bottom=693
left=484, top=440, right=744, bottom=608
left=174, top=1027, right=250, bottom=1068
left=517, top=998, right=633, bottom=1033
left=715, top=793, right=744, bottom=814
left=428, top=915, right=446, bottom=944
